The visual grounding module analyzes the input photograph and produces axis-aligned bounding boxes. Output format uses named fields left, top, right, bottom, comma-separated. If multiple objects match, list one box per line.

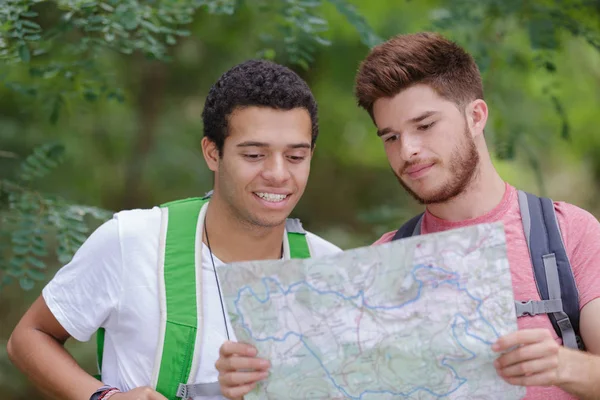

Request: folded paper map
left=217, top=222, right=525, bottom=399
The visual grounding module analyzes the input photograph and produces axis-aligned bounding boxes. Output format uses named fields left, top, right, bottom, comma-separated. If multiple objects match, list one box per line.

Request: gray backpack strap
left=516, top=190, right=583, bottom=350
left=391, top=213, right=424, bottom=240
left=515, top=299, right=563, bottom=316
left=177, top=382, right=221, bottom=398
left=285, top=218, right=306, bottom=234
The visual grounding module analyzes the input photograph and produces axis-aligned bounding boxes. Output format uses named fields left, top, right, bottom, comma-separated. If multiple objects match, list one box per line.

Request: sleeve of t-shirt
left=372, top=231, right=396, bottom=246
left=555, top=202, right=600, bottom=309
left=42, top=217, right=123, bottom=342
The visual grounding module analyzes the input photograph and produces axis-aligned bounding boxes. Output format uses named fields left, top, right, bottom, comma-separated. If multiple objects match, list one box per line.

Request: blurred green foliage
left=1, top=0, right=600, bottom=397
left=0, top=0, right=382, bottom=293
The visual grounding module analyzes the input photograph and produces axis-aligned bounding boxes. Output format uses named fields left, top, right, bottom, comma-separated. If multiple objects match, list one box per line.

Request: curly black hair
left=202, top=59, right=318, bottom=155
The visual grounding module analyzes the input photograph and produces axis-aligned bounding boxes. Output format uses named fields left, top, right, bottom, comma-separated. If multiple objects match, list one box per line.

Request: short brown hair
left=355, top=32, right=484, bottom=119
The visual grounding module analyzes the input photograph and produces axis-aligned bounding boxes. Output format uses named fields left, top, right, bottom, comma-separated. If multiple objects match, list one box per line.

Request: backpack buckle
left=176, top=383, right=188, bottom=399
left=515, top=300, right=534, bottom=316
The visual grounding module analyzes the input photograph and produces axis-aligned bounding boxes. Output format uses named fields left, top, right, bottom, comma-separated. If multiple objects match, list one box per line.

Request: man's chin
left=246, top=209, right=290, bottom=229
left=251, top=217, right=288, bottom=229
left=402, top=182, right=448, bottom=205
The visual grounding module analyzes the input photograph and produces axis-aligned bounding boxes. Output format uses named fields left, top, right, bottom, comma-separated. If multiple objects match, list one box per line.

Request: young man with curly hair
left=354, top=32, right=600, bottom=399
left=7, top=60, right=341, bottom=400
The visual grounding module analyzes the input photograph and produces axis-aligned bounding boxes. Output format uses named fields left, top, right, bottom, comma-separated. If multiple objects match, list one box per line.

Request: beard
left=395, top=127, right=480, bottom=205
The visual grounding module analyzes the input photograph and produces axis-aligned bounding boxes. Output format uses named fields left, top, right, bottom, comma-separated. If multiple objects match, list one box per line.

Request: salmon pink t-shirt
left=374, top=183, right=600, bottom=399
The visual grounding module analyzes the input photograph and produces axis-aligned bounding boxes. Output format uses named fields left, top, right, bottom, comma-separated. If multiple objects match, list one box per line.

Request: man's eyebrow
left=409, top=110, right=438, bottom=124
left=236, top=141, right=268, bottom=148
left=377, top=127, right=394, bottom=137
left=376, top=111, right=439, bottom=137
left=288, top=143, right=311, bottom=149
left=236, top=142, right=312, bottom=149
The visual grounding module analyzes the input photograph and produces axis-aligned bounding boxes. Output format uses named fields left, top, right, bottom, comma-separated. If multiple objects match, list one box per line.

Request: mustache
left=399, top=159, right=439, bottom=175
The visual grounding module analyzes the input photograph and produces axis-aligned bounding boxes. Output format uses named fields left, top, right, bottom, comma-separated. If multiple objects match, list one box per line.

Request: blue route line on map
left=233, top=264, right=500, bottom=399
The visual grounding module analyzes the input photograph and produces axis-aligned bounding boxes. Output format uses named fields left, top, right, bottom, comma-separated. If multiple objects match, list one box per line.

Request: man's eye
left=288, top=156, right=305, bottom=162
left=385, top=135, right=399, bottom=143
left=243, top=154, right=263, bottom=159
left=417, top=122, right=435, bottom=131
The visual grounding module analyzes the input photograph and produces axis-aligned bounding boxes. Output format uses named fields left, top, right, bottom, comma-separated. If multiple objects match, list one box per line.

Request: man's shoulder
left=372, top=230, right=397, bottom=246
left=553, top=200, right=598, bottom=225
left=304, top=231, right=343, bottom=256
left=552, top=200, right=599, bottom=247
left=112, top=206, right=163, bottom=242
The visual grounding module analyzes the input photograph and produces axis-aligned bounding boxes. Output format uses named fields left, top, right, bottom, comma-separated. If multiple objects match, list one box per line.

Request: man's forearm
left=560, top=349, right=600, bottom=400
left=8, top=327, right=103, bottom=400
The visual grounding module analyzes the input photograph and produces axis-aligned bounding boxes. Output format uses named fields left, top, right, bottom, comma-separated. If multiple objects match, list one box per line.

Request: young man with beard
left=7, top=60, right=340, bottom=400
left=354, top=32, right=600, bottom=399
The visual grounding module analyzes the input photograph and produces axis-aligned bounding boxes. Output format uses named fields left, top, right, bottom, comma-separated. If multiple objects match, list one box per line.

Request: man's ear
left=201, top=137, right=219, bottom=172
left=466, top=99, right=488, bottom=138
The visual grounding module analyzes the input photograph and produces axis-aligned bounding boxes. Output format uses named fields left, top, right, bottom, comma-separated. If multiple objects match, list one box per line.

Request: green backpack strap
left=155, top=197, right=208, bottom=399
left=94, top=328, right=105, bottom=380
left=93, top=197, right=208, bottom=392
left=285, top=218, right=311, bottom=259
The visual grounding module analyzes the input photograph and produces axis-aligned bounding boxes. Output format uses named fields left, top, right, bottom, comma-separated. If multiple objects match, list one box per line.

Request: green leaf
left=140, top=20, right=161, bottom=34
left=295, top=58, right=310, bottom=70
left=9, top=256, right=26, bottom=268
left=30, top=246, right=48, bottom=257
left=26, top=269, right=46, bottom=281
left=21, top=20, right=42, bottom=31
left=99, top=2, right=114, bottom=12
left=67, top=230, right=88, bottom=244
left=11, top=235, right=30, bottom=246
left=57, top=252, right=73, bottom=264
left=19, top=276, right=35, bottom=290
left=121, top=10, right=139, bottom=30
left=327, top=0, right=382, bottom=48
left=32, top=236, right=45, bottom=247
left=82, top=2, right=99, bottom=9
left=13, top=245, right=30, bottom=255
left=19, top=43, right=31, bottom=62
left=314, top=36, right=331, bottom=46
left=18, top=143, right=65, bottom=181
left=27, top=256, right=46, bottom=269
left=261, top=48, right=276, bottom=60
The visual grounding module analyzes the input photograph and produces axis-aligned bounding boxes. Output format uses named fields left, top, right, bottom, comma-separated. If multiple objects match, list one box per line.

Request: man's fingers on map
left=220, top=382, right=258, bottom=400
left=494, top=340, right=558, bottom=370
left=497, top=356, right=558, bottom=378
left=220, top=340, right=257, bottom=357
left=220, top=355, right=270, bottom=372
left=492, top=328, right=561, bottom=387
left=492, top=328, right=553, bottom=351
left=500, top=369, right=558, bottom=387
left=219, top=370, right=269, bottom=386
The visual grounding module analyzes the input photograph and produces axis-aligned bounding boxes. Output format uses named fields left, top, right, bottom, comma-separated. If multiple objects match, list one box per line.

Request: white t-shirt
left=42, top=206, right=341, bottom=398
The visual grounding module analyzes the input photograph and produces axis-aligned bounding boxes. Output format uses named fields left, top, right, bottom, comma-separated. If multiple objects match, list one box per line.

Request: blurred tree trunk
left=119, top=58, right=168, bottom=210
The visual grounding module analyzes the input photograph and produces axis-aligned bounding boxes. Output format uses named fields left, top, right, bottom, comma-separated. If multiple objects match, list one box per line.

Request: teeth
left=256, top=192, right=287, bottom=202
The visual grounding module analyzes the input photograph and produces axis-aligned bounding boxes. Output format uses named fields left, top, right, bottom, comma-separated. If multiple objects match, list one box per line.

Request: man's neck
left=202, top=195, right=286, bottom=263
left=426, top=155, right=506, bottom=222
